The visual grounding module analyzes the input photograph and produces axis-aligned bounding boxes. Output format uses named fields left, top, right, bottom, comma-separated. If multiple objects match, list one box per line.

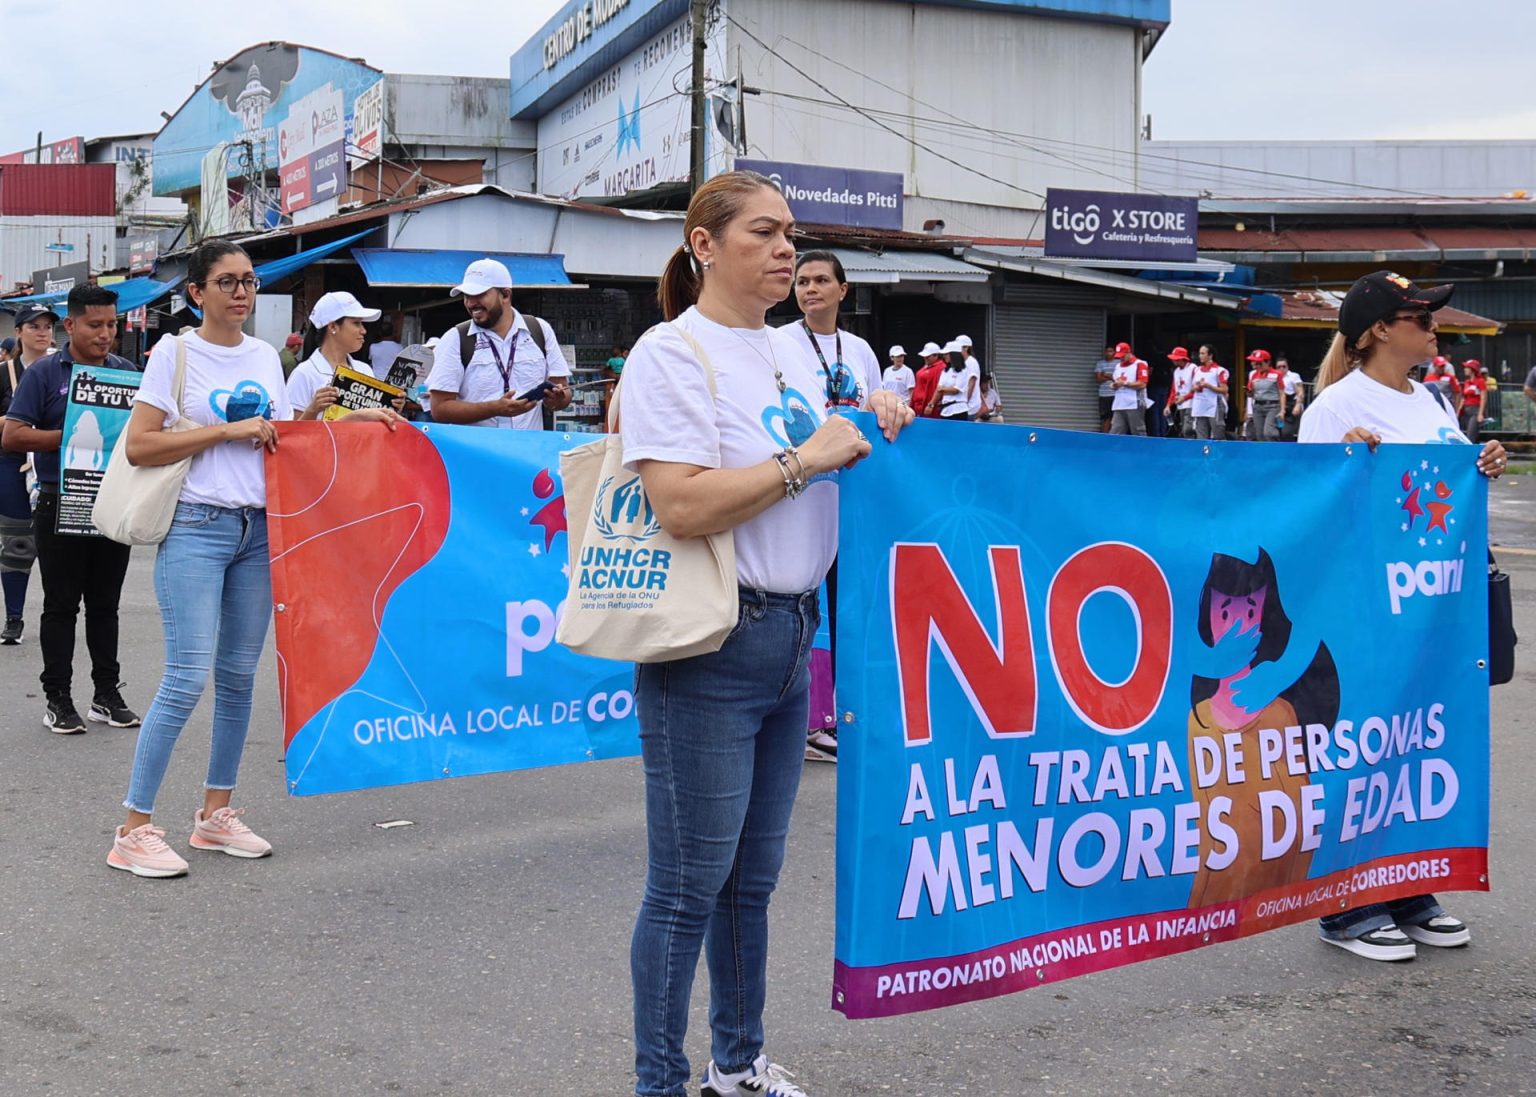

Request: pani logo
left=1386, top=463, right=1466, bottom=615
left=593, top=474, right=660, bottom=543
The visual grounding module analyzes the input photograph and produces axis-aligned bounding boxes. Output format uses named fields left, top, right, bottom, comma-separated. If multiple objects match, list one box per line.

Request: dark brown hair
left=657, top=170, right=780, bottom=321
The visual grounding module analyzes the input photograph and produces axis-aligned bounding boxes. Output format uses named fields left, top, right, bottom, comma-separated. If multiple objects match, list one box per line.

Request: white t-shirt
left=1111, top=358, right=1148, bottom=412
left=797, top=325, right=881, bottom=415
left=1190, top=364, right=1228, bottom=418
left=369, top=339, right=402, bottom=374
left=135, top=331, right=293, bottom=509
left=619, top=307, right=834, bottom=594
left=1282, top=371, right=1300, bottom=397
left=938, top=365, right=970, bottom=417
left=962, top=355, right=983, bottom=415
left=425, top=312, right=570, bottom=430
left=1299, top=368, right=1468, bottom=446
left=1172, top=363, right=1196, bottom=405
left=882, top=364, right=915, bottom=402
left=286, top=348, right=374, bottom=417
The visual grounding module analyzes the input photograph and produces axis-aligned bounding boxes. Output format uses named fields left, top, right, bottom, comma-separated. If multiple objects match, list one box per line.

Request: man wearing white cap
left=881, top=344, right=915, bottom=404
left=426, top=258, right=571, bottom=430
left=956, top=334, right=983, bottom=419
left=287, top=291, right=383, bottom=419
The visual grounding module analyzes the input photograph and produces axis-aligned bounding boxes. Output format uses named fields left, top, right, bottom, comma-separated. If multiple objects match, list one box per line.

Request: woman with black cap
left=0, top=306, right=57, bottom=644
left=1300, top=270, right=1506, bottom=962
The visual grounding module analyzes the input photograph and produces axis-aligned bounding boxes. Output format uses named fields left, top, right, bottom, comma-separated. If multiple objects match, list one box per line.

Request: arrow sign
left=307, top=139, right=346, bottom=206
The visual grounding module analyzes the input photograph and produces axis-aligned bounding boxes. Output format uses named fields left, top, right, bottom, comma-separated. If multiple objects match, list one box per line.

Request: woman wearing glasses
left=286, top=291, right=383, bottom=419
left=106, top=242, right=400, bottom=879
left=1300, top=271, right=1506, bottom=961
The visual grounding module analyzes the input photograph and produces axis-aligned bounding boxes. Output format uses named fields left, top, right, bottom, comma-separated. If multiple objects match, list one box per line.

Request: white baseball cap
left=919, top=341, right=943, bottom=357
left=941, top=340, right=964, bottom=355
left=451, top=258, right=514, bottom=297
left=955, top=334, right=973, bottom=348
left=310, top=291, right=381, bottom=328
left=888, top=344, right=906, bottom=358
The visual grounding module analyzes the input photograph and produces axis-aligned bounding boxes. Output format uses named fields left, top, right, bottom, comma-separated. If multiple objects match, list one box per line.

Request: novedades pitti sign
left=738, top=158, right=905, bottom=231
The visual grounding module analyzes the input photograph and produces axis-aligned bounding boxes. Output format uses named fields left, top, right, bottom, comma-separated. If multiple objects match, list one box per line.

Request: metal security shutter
left=993, top=303, right=1106, bottom=431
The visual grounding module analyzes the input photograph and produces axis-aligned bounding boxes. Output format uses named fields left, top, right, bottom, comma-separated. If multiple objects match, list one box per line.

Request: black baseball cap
left=1338, top=271, right=1453, bottom=343
left=13, top=304, right=60, bottom=327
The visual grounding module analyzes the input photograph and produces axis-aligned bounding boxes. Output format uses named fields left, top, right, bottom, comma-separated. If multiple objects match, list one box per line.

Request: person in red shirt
left=1244, top=349, right=1287, bottom=441
left=1459, top=359, right=1486, bottom=441
left=911, top=342, right=946, bottom=417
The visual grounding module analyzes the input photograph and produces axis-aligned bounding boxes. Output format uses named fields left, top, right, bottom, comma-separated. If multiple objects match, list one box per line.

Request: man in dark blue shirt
left=2, top=285, right=140, bottom=733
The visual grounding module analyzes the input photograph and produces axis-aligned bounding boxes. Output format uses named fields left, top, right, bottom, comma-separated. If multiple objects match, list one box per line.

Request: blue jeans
left=123, top=503, right=272, bottom=815
left=631, top=587, right=820, bottom=1097
left=1319, top=894, right=1444, bottom=939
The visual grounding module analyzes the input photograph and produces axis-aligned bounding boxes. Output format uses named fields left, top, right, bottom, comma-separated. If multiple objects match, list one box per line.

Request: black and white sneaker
left=1401, top=914, right=1471, bottom=948
left=45, top=696, right=86, bottom=735
left=87, top=685, right=141, bottom=728
left=1, top=615, right=22, bottom=644
left=1320, top=925, right=1416, bottom=962
left=702, top=1055, right=809, bottom=1097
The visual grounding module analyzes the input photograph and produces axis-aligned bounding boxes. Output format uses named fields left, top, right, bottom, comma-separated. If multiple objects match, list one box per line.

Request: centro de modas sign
left=1045, top=188, right=1198, bottom=263
left=737, top=158, right=904, bottom=232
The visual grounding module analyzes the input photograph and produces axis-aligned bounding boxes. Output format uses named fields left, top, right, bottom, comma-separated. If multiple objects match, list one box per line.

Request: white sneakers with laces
left=702, top=1054, right=809, bottom=1097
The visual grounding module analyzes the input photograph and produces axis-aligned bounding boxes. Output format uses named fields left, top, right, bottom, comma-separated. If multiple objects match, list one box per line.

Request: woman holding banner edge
left=1301, top=270, right=1506, bottom=961
left=620, top=170, right=911, bottom=1097
left=106, top=241, right=402, bottom=880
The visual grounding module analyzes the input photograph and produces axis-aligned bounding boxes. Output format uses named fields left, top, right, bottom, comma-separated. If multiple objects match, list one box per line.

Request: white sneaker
left=702, top=1054, right=809, bottom=1097
left=1320, top=925, right=1416, bottom=962
left=1400, top=915, right=1471, bottom=948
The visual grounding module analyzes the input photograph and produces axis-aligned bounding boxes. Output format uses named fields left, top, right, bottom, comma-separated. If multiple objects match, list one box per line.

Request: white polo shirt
left=425, top=311, right=570, bottom=430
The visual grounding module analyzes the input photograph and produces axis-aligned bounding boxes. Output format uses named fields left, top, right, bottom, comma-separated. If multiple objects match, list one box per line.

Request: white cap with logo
left=919, top=341, right=943, bottom=357
left=888, top=345, right=906, bottom=358
left=310, top=291, right=381, bottom=328
left=451, top=258, right=514, bottom=297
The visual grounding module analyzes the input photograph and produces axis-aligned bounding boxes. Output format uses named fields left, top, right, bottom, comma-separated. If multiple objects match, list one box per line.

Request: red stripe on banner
left=832, top=847, right=1487, bottom=1018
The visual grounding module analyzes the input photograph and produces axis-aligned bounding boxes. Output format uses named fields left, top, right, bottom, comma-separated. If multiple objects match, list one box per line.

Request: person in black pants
left=2, top=287, right=140, bottom=733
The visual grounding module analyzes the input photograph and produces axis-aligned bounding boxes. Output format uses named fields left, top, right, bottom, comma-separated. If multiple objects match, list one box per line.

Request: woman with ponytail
left=622, top=171, right=912, bottom=1096
left=1300, top=271, right=1506, bottom=961
left=286, top=291, right=390, bottom=420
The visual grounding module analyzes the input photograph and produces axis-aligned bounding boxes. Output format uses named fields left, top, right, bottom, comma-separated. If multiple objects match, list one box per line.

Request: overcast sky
left=0, top=0, right=1527, bottom=156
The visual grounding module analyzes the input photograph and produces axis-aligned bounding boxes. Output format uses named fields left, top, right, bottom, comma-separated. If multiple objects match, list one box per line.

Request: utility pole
left=689, top=0, right=708, bottom=194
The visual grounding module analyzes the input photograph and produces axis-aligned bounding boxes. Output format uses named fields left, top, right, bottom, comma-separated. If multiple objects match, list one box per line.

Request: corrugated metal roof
left=1247, top=289, right=1501, bottom=334
left=828, top=248, right=991, bottom=284
left=0, top=164, right=116, bottom=216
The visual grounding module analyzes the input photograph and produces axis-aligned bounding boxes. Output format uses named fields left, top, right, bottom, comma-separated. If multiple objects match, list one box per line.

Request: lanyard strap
left=800, top=321, right=845, bottom=407
left=480, top=328, right=521, bottom=393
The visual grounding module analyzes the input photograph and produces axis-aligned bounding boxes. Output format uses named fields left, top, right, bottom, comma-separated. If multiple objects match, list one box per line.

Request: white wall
left=731, top=0, right=1144, bottom=234
left=0, top=215, right=115, bottom=292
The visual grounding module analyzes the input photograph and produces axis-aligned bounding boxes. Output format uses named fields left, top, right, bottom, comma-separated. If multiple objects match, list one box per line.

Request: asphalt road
left=2, top=480, right=1535, bottom=1097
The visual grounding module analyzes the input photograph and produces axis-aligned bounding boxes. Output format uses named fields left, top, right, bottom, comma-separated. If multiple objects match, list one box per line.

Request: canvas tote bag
left=92, top=335, right=199, bottom=546
left=556, top=324, right=738, bottom=663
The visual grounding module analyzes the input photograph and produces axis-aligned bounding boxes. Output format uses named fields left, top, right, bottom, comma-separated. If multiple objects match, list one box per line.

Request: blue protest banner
left=59, top=365, right=141, bottom=536
left=833, top=418, right=1490, bottom=1017
left=267, top=422, right=638, bottom=796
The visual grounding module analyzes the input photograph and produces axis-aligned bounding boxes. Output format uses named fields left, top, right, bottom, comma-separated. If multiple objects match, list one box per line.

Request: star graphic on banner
left=1433, top=466, right=1440, bottom=474
left=1449, top=517, right=1456, bottom=525
left=1401, top=522, right=1409, bottom=533
left=1418, top=537, right=1427, bottom=547
left=1461, top=540, right=1468, bottom=553
left=560, top=563, right=570, bottom=578
left=1421, top=459, right=1430, bottom=471
left=527, top=542, right=541, bottom=558
left=1436, top=538, right=1444, bottom=546
left=520, top=506, right=530, bottom=516
left=1426, top=501, right=1453, bottom=533
left=1396, top=497, right=1404, bottom=505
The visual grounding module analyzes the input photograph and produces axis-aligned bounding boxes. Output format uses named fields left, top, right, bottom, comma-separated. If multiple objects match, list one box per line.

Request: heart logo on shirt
left=761, top=386, right=820, bottom=449
left=209, top=380, right=274, bottom=423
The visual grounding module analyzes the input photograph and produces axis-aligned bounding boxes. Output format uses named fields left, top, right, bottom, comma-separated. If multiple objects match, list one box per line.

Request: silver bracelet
left=783, top=445, right=807, bottom=484
left=772, top=450, right=806, bottom=499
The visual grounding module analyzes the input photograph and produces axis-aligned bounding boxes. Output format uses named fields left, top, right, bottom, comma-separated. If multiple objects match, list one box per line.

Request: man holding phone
left=426, top=258, right=571, bottom=429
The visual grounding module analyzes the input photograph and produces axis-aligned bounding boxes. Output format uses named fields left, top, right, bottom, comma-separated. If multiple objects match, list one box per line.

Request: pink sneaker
left=189, top=807, right=272, bottom=859
left=107, top=823, right=190, bottom=878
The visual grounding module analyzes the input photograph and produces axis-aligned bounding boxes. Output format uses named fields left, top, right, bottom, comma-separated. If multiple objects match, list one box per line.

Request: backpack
left=457, top=314, right=547, bottom=369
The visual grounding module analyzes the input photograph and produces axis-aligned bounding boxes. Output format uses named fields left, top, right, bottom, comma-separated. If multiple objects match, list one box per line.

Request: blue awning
left=352, top=249, right=573, bottom=289
left=254, top=227, right=377, bottom=284
left=2, top=275, right=184, bottom=314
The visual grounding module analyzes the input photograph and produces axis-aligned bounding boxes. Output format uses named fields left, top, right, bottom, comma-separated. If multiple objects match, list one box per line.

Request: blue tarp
left=254, top=227, right=377, bottom=284
left=1, top=275, right=183, bottom=314
left=352, top=249, right=572, bottom=289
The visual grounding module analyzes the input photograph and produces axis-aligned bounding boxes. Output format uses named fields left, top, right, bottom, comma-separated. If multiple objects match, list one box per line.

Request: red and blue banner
left=266, top=422, right=639, bottom=796
left=832, top=418, right=1491, bottom=1017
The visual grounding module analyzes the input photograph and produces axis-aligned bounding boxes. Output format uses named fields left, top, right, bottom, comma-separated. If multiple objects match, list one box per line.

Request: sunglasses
left=1386, top=309, right=1434, bottom=331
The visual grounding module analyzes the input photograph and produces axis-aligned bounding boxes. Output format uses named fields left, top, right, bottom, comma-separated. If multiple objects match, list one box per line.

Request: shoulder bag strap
left=173, top=335, right=190, bottom=415
left=606, top=322, right=718, bottom=433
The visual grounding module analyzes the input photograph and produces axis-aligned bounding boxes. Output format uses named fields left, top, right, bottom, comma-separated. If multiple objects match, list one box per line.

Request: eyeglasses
left=1387, top=309, right=1434, bottom=331
left=203, top=274, right=261, bottom=295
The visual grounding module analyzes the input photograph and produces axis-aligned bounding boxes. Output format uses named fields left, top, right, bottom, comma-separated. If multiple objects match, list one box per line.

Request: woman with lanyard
left=1301, top=270, right=1506, bottom=960
left=106, top=242, right=403, bottom=880
left=792, top=250, right=882, bottom=414
left=285, top=291, right=386, bottom=419
left=931, top=342, right=973, bottom=421
left=0, top=308, right=54, bottom=645
left=621, top=171, right=911, bottom=1096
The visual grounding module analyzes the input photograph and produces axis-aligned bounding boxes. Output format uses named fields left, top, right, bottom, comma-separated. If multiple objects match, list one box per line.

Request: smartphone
left=515, top=381, right=555, bottom=403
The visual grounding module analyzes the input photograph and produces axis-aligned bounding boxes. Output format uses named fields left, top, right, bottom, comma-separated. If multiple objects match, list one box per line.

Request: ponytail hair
left=299, top=321, right=323, bottom=362
left=1314, top=329, right=1379, bottom=395
left=657, top=170, right=781, bottom=321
